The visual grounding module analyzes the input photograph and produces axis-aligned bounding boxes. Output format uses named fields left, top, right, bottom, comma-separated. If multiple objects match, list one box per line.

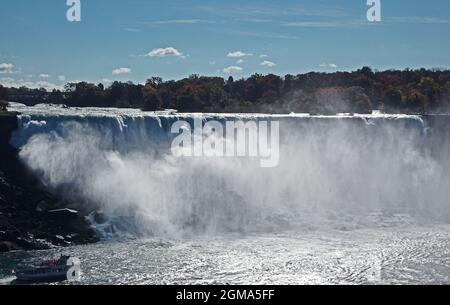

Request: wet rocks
left=0, top=113, right=99, bottom=252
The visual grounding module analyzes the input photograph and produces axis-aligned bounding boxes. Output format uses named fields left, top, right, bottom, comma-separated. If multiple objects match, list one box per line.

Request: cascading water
left=7, top=103, right=450, bottom=238
left=4, top=102, right=450, bottom=285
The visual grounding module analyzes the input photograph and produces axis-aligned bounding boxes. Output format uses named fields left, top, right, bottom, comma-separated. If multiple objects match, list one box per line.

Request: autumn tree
left=445, top=81, right=450, bottom=104
left=176, top=84, right=203, bottom=112
left=382, top=88, right=403, bottom=112
left=418, top=76, right=440, bottom=109
left=142, top=84, right=162, bottom=111
left=3, top=68, right=450, bottom=114
left=146, top=77, right=163, bottom=87
left=48, top=89, right=64, bottom=104
left=314, top=87, right=348, bottom=114
left=343, top=86, right=373, bottom=113
left=283, top=89, right=311, bottom=113
left=404, top=88, right=427, bottom=113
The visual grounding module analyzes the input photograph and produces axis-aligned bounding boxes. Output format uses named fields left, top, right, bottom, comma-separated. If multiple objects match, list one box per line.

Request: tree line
left=2, top=67, right=450, bottom=114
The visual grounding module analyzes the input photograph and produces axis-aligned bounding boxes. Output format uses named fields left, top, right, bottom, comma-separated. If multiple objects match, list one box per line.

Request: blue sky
left=1, top=0, right=450, bottom=90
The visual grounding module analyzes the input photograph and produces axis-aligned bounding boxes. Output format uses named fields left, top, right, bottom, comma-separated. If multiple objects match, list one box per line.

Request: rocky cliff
left=0, top=111, right=98, bottom=252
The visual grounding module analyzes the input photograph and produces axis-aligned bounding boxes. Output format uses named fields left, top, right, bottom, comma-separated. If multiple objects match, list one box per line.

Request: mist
left=10, top=108, right=450, bottom=238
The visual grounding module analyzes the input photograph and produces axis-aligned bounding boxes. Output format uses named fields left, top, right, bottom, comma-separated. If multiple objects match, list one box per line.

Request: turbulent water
left=1, top=103, right=450, bottom=284
left=1, top=227, right=450, bottom=285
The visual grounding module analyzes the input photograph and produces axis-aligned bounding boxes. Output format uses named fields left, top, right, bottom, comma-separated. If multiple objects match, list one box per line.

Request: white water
left=7, top=103, right=450, bottom=237
left=2, top=227, right=450, bottom=285
left=2, top=103, right=450, bottom=284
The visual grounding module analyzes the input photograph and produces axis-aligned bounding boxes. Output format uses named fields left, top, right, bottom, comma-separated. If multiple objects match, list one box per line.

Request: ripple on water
left=1, top=225, right=449, bottom=285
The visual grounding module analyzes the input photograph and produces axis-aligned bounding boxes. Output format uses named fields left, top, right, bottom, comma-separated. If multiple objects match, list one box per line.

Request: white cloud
left=112, top=67, right=132, bottom=75
left=260, top=54, right=269, bottom=58
left=35, top=81, right=60, bottom=90
left=260, top=60, right=276, bottom=67
left=0, top=77, right=15, bottom=85
left=236, top=59, right=244, bottom=64
left=0, top=63, right=14, bottom=74
left=386, top=16, right=450, bottom=25
left=146, top=47, right=185, bottom=58
left=58, top=75, right=66, bottom=82
left=227, top=51, right=252, bottom=58
left=320, top=63, right=338, bottom=69
left=142, top=19, right=215, bottom=25
left=198, top=4, right=350, bottom=19
left=39, top=74, right=50, bottom=78
left=223, top=66, right=243, bottom=74
left=124, top=28, right=140, bottom=32
left=101, top=78, right=113, bottom=84
left=0, top=77, right=62, bottom=91
left=222, top=30, right=300, bottom=40
left=282, top=20, right=364, bottom=28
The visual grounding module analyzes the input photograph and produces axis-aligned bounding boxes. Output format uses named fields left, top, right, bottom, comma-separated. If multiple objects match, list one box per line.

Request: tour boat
left=13, top=255, right=76, bottom=283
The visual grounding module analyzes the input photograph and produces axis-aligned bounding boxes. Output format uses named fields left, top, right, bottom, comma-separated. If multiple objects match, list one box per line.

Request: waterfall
left=8, top=103, right=450, bottom=238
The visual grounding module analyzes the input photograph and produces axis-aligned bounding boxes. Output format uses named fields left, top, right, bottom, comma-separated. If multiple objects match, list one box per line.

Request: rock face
left=0, top=112, right=99, bottom=252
